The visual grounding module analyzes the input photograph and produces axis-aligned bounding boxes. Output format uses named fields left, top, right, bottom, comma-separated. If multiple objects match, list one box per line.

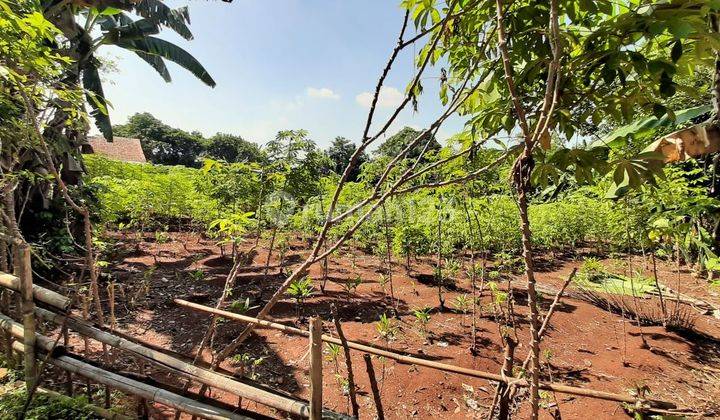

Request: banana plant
left=43, top=0, right=216, bottom=141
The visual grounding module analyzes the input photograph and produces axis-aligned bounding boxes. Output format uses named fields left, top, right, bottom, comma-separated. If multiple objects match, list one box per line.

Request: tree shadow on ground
left=411, top=273, right=464, bottom=292
left=649, top=327, right=720, bottom=368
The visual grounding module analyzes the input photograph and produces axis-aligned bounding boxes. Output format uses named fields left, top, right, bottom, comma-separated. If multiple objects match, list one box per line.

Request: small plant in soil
left=228, top=297, right=257, bottom=314
left=189, top=269, right=205, bottom=282
left=496, top=252, right=523, bottom=274
left=154, top=230, right=170, bottom=244
left=231, top=353, right=265, bottom=380
left=276, top=234, right=290, bottom=275
left=452, top=294, right=471, bottom=325
left=335, top=375, right=350, bottom=396
left=325, top=343, right=351, bottom=395
left=412, top=307, right=432, bottom=339
left=444, top=258, right=461, bottom=287
left=378, top=273, right=389, bottom=294
left=375, top=313, right=399, bottom=343
left=343, top=275, right=362, bottom=297
left=325, top=343, right=342, bottom=372
left=346, top=251, right=357, bottom=270
left=287, top=276, right=314, bottom=320
left=487, top=281, right=508, bottom=320
left=578, top=257, right=605, bottom=283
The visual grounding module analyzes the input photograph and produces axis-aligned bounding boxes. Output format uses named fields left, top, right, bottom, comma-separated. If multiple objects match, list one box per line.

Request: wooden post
left=14, top=244, right=36, bottom=390
left=308, top=317, right=323, bottom=420
left=81, top=294, right=92, bottom=401
left=62, top=325, right=73, bottom=396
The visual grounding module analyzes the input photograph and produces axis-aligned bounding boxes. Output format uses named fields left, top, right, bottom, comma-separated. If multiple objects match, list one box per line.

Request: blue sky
left=100, top=0, right=464, bottom=148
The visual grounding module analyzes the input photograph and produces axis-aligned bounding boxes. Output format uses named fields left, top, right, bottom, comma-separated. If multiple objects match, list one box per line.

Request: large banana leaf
left=103, top=18, right=159, bottom=42
left=132, top=0, right=193, bottom=40
left=82, top=59, right=113, bottom=140
left=133, top=50, right=170, bottom=82
left=115, top=36, right=215, bottom=87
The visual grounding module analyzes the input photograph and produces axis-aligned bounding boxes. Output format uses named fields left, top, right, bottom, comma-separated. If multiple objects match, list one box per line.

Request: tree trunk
left=513, top=150, right=541, bottom=420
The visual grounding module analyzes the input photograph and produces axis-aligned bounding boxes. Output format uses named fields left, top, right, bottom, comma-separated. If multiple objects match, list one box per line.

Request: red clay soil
left=51, top=232, right=720, bottom=419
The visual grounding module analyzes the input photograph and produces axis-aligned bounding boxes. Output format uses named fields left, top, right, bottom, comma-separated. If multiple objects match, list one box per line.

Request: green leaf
left=105, top=18, right=159, bottom=42
left=132, top=0, right=193, bottom=40
left=590, top=105, right=712, bottom=150
left=82, top=59, right=113, bottom=140
left=134, top=51, right=171, bottom=82
left=115, top=36, right=215, bottom=87
left=668, top=20, right=693, bottom=39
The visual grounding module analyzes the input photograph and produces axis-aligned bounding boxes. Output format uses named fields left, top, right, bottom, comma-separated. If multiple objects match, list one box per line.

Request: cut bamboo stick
left=11, top=340, right=250, bottom=420
left=34, top=308, right=334, bottom=418
left=0, top=271, right=70, bottom=311
left=174, top=298, right=676, bottom=409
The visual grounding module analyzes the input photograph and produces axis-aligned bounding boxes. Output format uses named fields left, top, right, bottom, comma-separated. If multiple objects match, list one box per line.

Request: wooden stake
left=81, top=294, right=92, bottom=401
left=363, top=354, right=384, bottom=420
left=15, top=244, right=36, bottom=390
left=309, top=317, right=323, bottom=420
left=62, top=324, right=72, bottom=396
left=107, top=282, right=116, bottom=331
left=331, top=305, right=359, bottom=418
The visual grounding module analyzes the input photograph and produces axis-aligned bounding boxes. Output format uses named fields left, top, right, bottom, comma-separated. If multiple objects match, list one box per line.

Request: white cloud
left=355, top=86, right=404, bottom=108
left=306, top=87, right=340, bottom=100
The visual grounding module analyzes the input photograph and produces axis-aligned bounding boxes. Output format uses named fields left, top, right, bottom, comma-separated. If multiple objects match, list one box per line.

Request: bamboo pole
left=15, top=244, right=36, bottom=390
left=0, top=271, right=70, bottom=311
left=0, top=313, right=65, bottom=355
left=34, top=308, right=323, bottom=418
left=11, top=341, right=250, bottom=420
left=174, top=298, right=676, bottom=409
left=309, top=318, right=323, bottom=420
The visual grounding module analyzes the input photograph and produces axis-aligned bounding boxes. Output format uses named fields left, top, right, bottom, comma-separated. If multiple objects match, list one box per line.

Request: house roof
left=85, top=136, right=147, bottom=163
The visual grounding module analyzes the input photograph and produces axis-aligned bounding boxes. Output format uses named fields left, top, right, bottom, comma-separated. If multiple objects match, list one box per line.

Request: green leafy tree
left=400, top=0, right=720, bottom=416
left=204, top=133, right=266, bottom=164
left=374, top=126, right=440, bottom=161
left=45, top=0, right=215, bottom=141
left=114, top=112, right=204, bottom=166
left=265, top=130, right=331, bottom=203
left=326, top=136, right=367, bottom=182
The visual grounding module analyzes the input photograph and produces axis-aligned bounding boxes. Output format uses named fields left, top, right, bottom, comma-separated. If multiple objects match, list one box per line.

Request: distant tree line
left=112, top=112, right=439, bottom=182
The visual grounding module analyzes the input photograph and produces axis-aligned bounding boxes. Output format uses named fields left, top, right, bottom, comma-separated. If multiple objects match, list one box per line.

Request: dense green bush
left=0, top=390, right=102, bottom=419
left=84, top=155, right=222, bottom=229
left=85, top=153, right=716, bottom=264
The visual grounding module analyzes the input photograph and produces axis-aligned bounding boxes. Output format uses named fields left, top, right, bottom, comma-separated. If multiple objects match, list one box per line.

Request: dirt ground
left=49, top=231, right=720, bottom=419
